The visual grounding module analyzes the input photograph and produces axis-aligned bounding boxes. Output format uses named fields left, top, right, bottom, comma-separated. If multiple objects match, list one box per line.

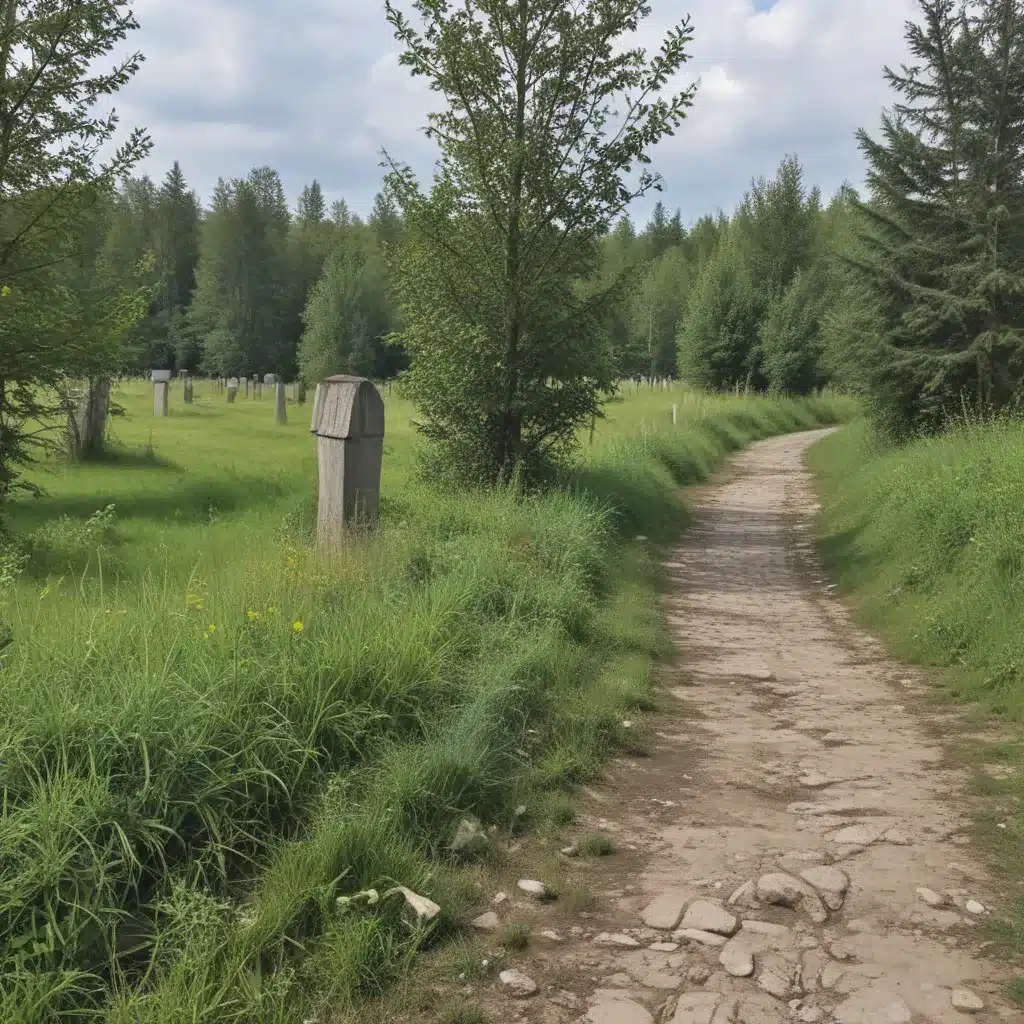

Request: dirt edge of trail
left=450, top=429, right=1018, bottom=1024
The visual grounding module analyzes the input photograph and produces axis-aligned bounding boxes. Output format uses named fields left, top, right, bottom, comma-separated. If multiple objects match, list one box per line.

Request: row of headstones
left=151, top=370, right=305, bottom=424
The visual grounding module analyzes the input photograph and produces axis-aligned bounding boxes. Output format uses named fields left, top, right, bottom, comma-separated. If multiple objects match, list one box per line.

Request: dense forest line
left=70, top=154, right=855, bottom=397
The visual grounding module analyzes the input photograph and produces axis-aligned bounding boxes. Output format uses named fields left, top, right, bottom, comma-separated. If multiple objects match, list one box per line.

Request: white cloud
left=112, top=0, right=921, bottom=225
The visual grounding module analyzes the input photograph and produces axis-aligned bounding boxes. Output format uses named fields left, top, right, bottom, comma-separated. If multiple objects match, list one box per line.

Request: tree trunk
left=68, top=378, right=110, bottom=460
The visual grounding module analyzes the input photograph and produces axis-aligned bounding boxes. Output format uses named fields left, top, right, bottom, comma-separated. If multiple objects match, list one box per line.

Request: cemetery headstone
left=152, top=369, right=171, bottom=417
left=227, top=377, right=239, bottom=403
left=310, top=375, right=385, bottom=545
left=275, top=380, right=287, bottom=425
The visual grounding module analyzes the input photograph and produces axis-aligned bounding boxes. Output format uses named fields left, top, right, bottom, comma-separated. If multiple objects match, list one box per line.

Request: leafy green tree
left=848, top=0, right=1024, bottom=435
left=630, top=247, right=689, bottom=378
left=677, top=230, right=762, bottom=389
left=0, top=0, right=150, bottom=508
left=297, top=227, right=392, bottom=382
left=383, top=0, right=697, bottom=484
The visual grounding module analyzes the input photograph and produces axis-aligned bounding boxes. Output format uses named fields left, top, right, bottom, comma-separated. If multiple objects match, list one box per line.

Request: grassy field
left=810, top=420, right=1024, bottom=1003
left=0, top=379, right=852, bottom=1022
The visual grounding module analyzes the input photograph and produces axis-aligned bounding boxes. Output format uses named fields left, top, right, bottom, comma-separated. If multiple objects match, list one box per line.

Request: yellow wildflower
left=246, top=610, right=261, bottom=622
left=206, top=623, right=217, bottom=634
left=292, top=620, right=304, bottom=634
left=186, top=593, right=204, bottom=610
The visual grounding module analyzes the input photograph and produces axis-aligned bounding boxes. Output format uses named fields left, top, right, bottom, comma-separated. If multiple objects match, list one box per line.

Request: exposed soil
left=465, top=430, right=1019, bottom=1024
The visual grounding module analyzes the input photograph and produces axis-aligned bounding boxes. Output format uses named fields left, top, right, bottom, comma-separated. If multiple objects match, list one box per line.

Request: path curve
left=483, top=430, right=1017, bottom=1024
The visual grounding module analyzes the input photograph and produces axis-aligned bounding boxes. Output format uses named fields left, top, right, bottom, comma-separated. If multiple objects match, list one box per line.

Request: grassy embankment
left=810, top=420, right=1024, bottom=1006
left=0, top=380, right=852, bottom=1022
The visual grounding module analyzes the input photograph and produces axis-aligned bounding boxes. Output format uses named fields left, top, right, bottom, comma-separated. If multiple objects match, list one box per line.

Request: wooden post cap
left=310, top=376, right=385, bottom=440
left=151, top=369, right=173, bottom=383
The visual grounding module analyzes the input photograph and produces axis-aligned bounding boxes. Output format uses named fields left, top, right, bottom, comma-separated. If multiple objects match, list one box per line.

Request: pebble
left=670, top=991, right=720, bottom=1024
left=471, top=911, right=500, bottom=931
left=641, top=892, right=689, bottom=930
left=499, top=968, right=538, bottom=998
left=517, top=879, right=549, bottom=899
left=674, top=928, right=729, bottom=947
left=799, top=866, right=850, bottom=910
left=540, top=929, right=564, bottom=942
left=649, top=941, right=679, bottom=952
left=951, top=988, right=984, bottom=1013
left=587, top=1000, right=655, bottom=1024
left=916, top=887, right=945, bottom=907
left=719, top=942, right=755, bottom=977
left=594, top=932, right=641, bottom=948
left=679, top=900, right=738, bottom=936
left=965, top=899, right=985, bottom=915
left=493, top=891, right=509, bottom=904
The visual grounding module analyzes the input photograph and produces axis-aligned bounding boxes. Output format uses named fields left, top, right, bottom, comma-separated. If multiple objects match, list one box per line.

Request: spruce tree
left=851, top=0, right=1024, bottom=434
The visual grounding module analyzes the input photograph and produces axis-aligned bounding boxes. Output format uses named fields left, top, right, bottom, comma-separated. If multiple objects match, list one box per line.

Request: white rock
left=951, top=988, right=984, bottom=1013
left=674, top=928, right=729, bottom=947
left=832, top=987, right=912, bottom=1024
left=393, top=886, right=440, bottom=922
left=799, top=866, right=849, bottom=911
left=499, top=968, right=538, bottom=998
left=680, top=900, right=739, bottom=936
left=795, top=1008, right=825, bottom=1023
left=594, top=932, right=641, bottom=948
left=540, top=928, right=564, bottom=942
left=728, top=880, right=756, bottom=906
left=755, top=873, right=828, bottom=924
left=587, top=999, right=655, bottom=1024
left=641, top=892, right=689, bottom=930
left=830, top=824, right=886, bottom=846
left=719, top=942, right=755, bottom=977
left=471, top=911, right=500, bottom=931
left=756, top=954, right=796, bottom=999
left=965, top=899, right=986, bottom=915
left=649, top=941, right=679, bottom=951
left=916, top=887, right=945, bottom=907
left=671, top=992, right=721, bottom=1024
left=493, top=891, right=509, bottom=904
left=517, top=879, right=549, bottom=899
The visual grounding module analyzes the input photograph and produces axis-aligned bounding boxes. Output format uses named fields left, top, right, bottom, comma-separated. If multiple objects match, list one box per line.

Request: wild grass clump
left=578, top=832, right=617, bottom=857
left=810, top=416, right=1024, bottom=976
left=0, top=381, right=851, bottom=1021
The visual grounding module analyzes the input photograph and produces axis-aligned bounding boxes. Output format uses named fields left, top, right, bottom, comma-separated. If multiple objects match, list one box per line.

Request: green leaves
left=384, top=0, right=697, bottom=484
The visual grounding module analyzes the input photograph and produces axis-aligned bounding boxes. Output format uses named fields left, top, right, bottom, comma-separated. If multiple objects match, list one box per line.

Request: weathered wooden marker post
left=181, top=370, right=193, bottom=405
left=275, top=379, right=287, bottom=425
left=227, top=377, right=239, bottom=403
left=310, top=375, right=385, bottom=546
left=152, top=369, right=171, bottom=416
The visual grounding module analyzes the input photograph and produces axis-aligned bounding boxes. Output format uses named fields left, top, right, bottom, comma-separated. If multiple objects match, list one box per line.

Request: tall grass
left=0, top=380, right=852, bottom=1021
left=810, top=419, right=1024, bottom=997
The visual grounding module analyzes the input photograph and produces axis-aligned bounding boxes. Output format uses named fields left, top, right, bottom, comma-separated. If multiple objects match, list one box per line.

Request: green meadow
left=0, top=380, right=851, bottom=1022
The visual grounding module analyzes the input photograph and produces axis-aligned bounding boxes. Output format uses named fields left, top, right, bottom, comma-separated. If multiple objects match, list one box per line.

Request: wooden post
left=244, top=377, right=250, bottom=398
left=152, top=369, right=171, bottom=416
left=310, top=375, right=385, bottom=545
left=227, top=377, right=239, bottom=403
left=275, top=380, right=287, bottom=425
left=672, top=404, right=677, bottom=425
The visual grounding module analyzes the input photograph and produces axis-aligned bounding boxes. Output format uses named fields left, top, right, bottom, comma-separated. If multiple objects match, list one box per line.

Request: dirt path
left=478, top=430, right=1018, bottom=1024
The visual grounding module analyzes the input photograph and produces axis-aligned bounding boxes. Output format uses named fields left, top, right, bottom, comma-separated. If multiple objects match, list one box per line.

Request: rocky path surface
left=474, top=430, right=1018, bottom=1024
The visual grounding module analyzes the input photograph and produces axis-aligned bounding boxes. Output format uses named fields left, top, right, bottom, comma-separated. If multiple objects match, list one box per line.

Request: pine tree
left=155, top=162, right=201, bottom=368
left=850, top=0, right=1024, bottom=434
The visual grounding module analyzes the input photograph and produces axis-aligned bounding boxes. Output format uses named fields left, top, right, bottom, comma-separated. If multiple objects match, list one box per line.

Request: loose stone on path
left=951, top=988, right=985, bottom=1013
left=719, top=941, right=755, bottom=977
left=678, top=899, right=738, bottom=936
left=587, top=1000, right=655, bottom=1024
left=670, top=992, right=721, bottom=1024
left=499, top=968, right=538, bottom=998
left=641, top=891, right=689, bottom=930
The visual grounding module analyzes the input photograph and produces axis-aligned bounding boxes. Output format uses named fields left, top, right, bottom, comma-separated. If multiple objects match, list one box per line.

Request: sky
left=114, top=0, right=922, bottom=226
